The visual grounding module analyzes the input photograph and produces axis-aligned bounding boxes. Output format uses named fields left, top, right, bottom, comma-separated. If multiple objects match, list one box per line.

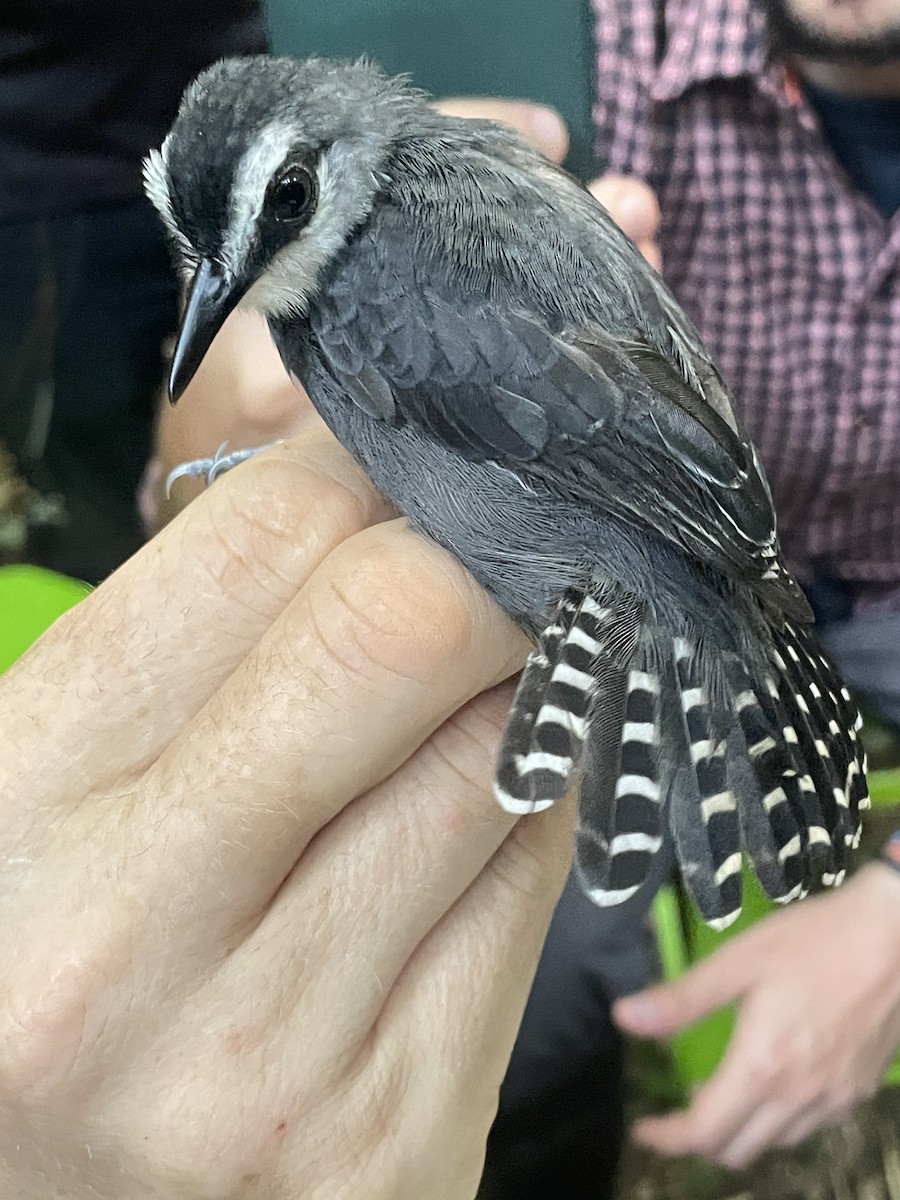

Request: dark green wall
left=266, top=0, right=597, bottom=180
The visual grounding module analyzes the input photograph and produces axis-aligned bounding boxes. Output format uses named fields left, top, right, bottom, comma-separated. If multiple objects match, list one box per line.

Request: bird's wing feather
left=312, top=251, right=781, bottom=586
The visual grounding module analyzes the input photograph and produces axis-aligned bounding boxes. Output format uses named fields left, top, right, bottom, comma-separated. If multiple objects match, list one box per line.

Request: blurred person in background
left=592, top=0, right=900, bottom=1169
left=0, top=0, right=266, bottom=582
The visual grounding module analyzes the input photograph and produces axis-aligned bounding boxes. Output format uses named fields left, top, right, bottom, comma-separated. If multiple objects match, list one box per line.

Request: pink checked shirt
left=592, top=0, right=900, bottom=614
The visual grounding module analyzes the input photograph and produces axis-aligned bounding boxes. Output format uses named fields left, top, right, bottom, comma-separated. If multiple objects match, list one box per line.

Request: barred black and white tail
left=495, top=586, right=868, bottom=930
left=494, top=588, right=639, bottom=813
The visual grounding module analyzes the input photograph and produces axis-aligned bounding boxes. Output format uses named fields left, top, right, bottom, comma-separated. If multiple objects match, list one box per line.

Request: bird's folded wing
left=312, top=269, right=786, bottom=589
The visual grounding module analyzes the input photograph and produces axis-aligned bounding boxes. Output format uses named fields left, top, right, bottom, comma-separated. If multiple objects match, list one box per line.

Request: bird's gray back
left=270, top=124, right=790, bottom=627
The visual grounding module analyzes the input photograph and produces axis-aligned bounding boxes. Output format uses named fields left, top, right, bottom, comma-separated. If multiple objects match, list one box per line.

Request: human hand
left=587, top=175, right=662, bottom=270
left=614, top=865, right=900, bottom=1168
left=0, top=424, right=573, bottom=1200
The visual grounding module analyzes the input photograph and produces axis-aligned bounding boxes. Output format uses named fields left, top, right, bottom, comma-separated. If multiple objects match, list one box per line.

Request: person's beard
left=765, top=0, right=900, bottom=63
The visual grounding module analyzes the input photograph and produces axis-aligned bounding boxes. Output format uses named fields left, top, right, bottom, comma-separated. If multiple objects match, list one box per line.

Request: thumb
left=613, top=936, right=754, bottom=1037
left=434, top=97, right=569, bottom=163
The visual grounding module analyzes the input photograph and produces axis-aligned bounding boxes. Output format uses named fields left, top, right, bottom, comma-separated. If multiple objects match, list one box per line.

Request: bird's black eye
left=266, top=164, right=317, bottom=225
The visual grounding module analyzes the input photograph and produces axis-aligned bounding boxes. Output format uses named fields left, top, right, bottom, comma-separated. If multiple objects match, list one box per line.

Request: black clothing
left=0, top=1, right=267, bottom=222
left=804, top=79, right=900, bottom=219
left=0, top=2, right=266, bottom=580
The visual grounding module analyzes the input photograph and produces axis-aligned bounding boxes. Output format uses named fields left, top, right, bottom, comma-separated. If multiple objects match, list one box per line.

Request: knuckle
left=747, top=1026, right=814, bottom=1092
left=312, top=1037, right=413, bottom=1183
left=127, top=1112, right=263, bottom=1198
left=224, top=452, right=371, bottom=553
left=746, top=1049, right=782, bottom=1092
left=424, top=738, right=499, bottom=822
left=748, top=1051, right=782, bottom=1099
left=486, top=820, right=557, bottom=903
left=589, top=174, right=660, bottom=232
left=357, top=1045, right=412, bottom=1155
left=0, top=1006, right=66, bottom=1106
left=859, top=1073, right=881, bottom=1103
left=828, top=1078, right=863, bottom=1114
left=587, top=179, right=621, bottom=209
left=114, top=1053, right=281, bottom=1197
left=719, top=1145, right=756, bottom=1171
left=0, top=930, right=118, bottom=1105
left=588, top=173, right=638, bottom=205
left=428, top=688, right=512, bottom=796
left=635, top=179, right=662, bottom=219
left=781, top=1123, right=810, bottom=1149
left=684, top=1121, right=727, bottom=1159
left=309, top=527, right=479, bottom=685
left=195, top=453, right=372, bottom=598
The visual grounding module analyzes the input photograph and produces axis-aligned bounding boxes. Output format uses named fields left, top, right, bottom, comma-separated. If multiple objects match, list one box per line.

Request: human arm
left=614, top=860, right=900, bottom=1168
left=0, top=422, right=573, bottom=1200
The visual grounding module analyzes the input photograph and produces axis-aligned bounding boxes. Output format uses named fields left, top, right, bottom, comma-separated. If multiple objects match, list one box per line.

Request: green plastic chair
left=654, top=768, right=900, bottom=1094
left=0, top=564, right=89, bottom=672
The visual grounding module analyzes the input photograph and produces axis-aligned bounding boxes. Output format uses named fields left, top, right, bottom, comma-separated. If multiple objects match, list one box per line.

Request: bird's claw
left=166, top=441, right=281, bottom=497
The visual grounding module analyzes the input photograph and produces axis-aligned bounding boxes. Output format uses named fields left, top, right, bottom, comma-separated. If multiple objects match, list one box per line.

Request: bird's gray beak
left=169, top=259, right=244, bottom=403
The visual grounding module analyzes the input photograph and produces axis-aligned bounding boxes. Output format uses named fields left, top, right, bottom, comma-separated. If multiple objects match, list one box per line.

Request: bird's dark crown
left=159, top=56, right=427, bottom=262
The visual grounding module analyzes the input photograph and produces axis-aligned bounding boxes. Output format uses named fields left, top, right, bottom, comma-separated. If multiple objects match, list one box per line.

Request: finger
left=3, top=424, right=389, bottom=806
left=775, top=1105, right=832, bottom=1152
left=636, top=238, right=663, bottom=272
left=361, top=778, right=575, bottom=1151
left=613, top=934, right=755, bottom=1037
left=221, top=683, right=522, bottom=1068
left=629, top=1015, right=772, bottom=1157
left=267, top=793, right=573, bottom=1200
left=6, top=522, right=528, bottom=1021
left=179, top=310, right=306, bottom=436
left=587, top=174, right=660, bottom=239
left=714, top=1101, right=807, bottom=1170
left=140, top=518, right=529, bottom=930
left=435, top=97, right=569, bottom=162
left=630, top=1093, right=753, bottom=1163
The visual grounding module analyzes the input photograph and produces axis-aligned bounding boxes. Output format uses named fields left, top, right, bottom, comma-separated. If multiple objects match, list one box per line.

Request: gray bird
left=146, top=55, right=868, bottom=929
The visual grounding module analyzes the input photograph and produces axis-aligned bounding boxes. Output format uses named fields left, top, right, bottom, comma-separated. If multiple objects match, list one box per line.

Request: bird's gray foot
left=166, top=441, right=281, bottom=496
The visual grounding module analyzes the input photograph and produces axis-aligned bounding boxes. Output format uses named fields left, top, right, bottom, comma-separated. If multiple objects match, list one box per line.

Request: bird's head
left=144, top=55, right=423, bottom=401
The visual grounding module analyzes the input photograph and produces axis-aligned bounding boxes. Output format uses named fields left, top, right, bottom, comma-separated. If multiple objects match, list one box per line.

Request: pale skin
left=615, top=865, right=900, bottom=1168
left=1, top=422, right=575, bottom=1199
left=154, top=86, right=900, bottom=1170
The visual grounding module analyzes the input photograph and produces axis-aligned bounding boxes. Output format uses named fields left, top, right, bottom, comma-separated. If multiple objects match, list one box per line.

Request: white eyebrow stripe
left=142, top=145, right=172, bottom=223
left=143, top=138, right=201, bottom=277
left=222, top=119, right=300, bottom=278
